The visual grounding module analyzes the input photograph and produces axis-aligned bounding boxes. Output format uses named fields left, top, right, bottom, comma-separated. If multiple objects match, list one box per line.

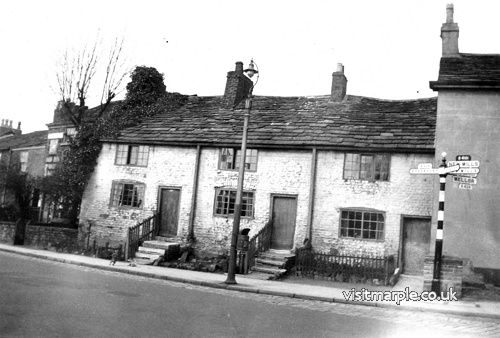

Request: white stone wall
left=80, top=143, right=434, bottom=259
left=313, top=152, right=434, bottom=260
left=194, top=148, right=311, bottom=254
left=79, top=143, right=197, bottom=246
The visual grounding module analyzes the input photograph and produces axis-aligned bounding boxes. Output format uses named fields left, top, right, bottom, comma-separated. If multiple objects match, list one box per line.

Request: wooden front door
left=270, top=196, right=297, bottom=250
left=159, top=188, right=180, bottom=237
left=402, top=217, right=431, bottom=275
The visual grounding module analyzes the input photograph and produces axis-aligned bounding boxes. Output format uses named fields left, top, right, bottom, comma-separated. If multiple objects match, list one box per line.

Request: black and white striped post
left=431, top=152, right=448, bottom=294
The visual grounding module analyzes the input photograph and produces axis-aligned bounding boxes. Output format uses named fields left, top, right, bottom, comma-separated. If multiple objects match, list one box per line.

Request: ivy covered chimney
left=223, top=61, right=253, bottom=108
left=441, top=4, right=459, bottom=57
left=331, top=63, right=347, bottom=102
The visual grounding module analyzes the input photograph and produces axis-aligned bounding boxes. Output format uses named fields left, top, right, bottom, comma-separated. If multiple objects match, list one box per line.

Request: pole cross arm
left=438, top=164, right=459, bottom=175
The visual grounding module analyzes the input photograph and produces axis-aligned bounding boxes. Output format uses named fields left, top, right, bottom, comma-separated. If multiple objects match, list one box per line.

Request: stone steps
left=133, top=240, right=181, bottom=265
left=250, top=249, right=295, bottom=280
left=255, top=258, right=286, bottom=268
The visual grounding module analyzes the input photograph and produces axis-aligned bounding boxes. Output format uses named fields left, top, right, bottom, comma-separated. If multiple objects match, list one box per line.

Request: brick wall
left=25, top=225, right=78, bottom=252
left=0, top=221, right=16, bottom=243
left=423, top=255, right=463, bottom=298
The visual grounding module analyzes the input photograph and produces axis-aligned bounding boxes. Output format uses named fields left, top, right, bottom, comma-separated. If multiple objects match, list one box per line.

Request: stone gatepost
left=423, top=255, right=463, bottom=298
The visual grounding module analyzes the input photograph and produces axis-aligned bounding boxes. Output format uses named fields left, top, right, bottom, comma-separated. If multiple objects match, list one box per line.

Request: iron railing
left=240, top=220, right=273, bottom=274
left=295, top=248, right=395, bottom=285
left=126, top=213, right=159, bottom=260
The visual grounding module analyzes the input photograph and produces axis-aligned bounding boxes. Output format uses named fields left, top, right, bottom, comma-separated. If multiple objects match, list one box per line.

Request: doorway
left=158, top=188, right=181, bottom=237
left=401, top=216, right=431, bottom=275
left=270, top=195, right=297, bottom=250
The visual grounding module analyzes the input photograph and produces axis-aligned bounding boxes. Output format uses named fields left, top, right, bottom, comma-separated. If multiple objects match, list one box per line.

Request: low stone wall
left=423, top=255, right=463, bottom=298
left=24, top=225, right=78, bottom=252
left=0, top=221, right=16, bottom=243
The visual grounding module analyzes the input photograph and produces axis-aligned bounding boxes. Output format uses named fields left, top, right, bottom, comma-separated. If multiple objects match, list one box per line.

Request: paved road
left=1, top=251, right=499, bottom=338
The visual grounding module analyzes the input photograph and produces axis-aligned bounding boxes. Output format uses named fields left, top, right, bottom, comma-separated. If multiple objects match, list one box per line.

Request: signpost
left=410, top=153, right=481, bottom=294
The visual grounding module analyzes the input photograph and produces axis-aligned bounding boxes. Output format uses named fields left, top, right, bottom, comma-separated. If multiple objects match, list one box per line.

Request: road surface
left=1, top=251, right=499, bottom=337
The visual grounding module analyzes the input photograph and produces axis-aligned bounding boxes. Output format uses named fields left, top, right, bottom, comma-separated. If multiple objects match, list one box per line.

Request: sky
left=1, top=0, right=499, bottom=133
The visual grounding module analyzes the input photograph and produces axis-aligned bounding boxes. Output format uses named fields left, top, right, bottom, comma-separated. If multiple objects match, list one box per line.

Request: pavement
left=1, top=243, right=499, bottom=320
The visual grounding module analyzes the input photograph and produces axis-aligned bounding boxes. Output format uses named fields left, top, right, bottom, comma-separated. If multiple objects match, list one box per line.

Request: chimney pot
left=235, top=61, right=244, bottom=75
left=336, top=63, right=344, bottom=73
left=9, top=120, right=12, bottom=128
left=446, top=4, right=454, bottom=23
left=17, top=122, right=21, bottom=130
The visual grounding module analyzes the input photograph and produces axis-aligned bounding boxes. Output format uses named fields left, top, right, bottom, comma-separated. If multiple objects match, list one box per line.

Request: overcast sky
left=1, top=0, right=499, bottom=133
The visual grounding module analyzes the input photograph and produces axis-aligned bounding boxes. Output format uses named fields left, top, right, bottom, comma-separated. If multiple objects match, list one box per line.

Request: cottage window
left=343, top=153, right=390, bottom=181
left=20, top=151, right=29, bottom=172
left=63, top=127, right=77, bottom=143
left=110, top=181, right=145, bottom=208
left=340, top=209, right=384, bottom=240
left=115, top=144, right=149, bottom=167
left=214, top=188, right=254, bottom=217
left=219, top=148, right=258, bottom=171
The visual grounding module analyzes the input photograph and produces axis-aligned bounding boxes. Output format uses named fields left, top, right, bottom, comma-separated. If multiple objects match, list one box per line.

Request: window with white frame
left=115, top=144, right=149, bottom=167
left=339, top=209, right=385, bottom=240
left=219, top=148, right=258, bottom=171
left=48, top=139, right=59, bottom=155
left=110, top=181, right=145, bottom=208
left=214, top=188, right=254, bottom=217
left=20, top=151, right=29, bottom=172
left=343, top=153, right=390, bottom=181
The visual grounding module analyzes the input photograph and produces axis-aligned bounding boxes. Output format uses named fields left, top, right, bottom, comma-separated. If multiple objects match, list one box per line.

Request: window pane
left=360, top=155, right=373, bottom=180
left=343, top=153, right=360, bottom=179
left=220, top=148, right=235, bottom=170
left=340, top=209, right=384, bottom=240
left=374, top=155, right=390, bottom=181
left=136, top=146, right=149, bottom=166
left=215, top=189, right=254, bottom=217
left=235, top=149, right=258, bottom=171
left=128, top=146, right=139, bottom=165
left=116, top=145, right=128, bottom=165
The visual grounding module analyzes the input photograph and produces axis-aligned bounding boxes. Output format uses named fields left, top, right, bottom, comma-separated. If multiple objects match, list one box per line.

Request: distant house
left=79, top=60, right=437, bottom=274
left=430, top=5, right=500, bottom=284
left=0, top=124, right=48, bottom=219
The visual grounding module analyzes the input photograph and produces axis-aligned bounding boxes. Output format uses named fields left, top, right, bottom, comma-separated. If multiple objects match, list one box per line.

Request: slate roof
left=0, top=130, right=48, bottom=151
left=109, top=95, right=437, bottom=153
left=430, top=53, right=500, bottom=90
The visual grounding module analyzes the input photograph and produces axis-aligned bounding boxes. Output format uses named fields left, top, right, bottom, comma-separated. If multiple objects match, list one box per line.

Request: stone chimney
left=331, top=63, right=347, bottom=102
left=0, top=119, right=21, bottom=136
left=441, top=4, right=459, bottom=57
left=223, top=61, right=253, bottom=108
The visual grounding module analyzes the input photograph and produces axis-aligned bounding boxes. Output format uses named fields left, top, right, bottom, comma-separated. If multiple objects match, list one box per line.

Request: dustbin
left=237, top=228, right=250, bottom=251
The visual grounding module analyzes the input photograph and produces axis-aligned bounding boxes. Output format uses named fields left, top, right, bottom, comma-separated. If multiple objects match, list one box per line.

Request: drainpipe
left=306, top=148, right=317, bottom=249
left=2, top=149, right=13, bottom=204
left=187, top=145, right=201, bottom=242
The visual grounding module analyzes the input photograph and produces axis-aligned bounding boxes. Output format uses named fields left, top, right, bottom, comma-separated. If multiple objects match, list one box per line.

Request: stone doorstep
left=138, top=246, right=166, bottom=255
left=134, top=252, right=161, bottom=261
left=259, top=252, right=296, bottom=260
left=255, top=258, right=286, bottom=267
left=142, top=240, right=180, bottom=250
left=155, top=236, right=181, bottom=243
left=251, top=265, right=287, bottom=275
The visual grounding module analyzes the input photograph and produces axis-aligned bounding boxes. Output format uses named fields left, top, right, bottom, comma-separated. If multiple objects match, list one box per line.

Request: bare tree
left=55, top=37, right=128, bottom=125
